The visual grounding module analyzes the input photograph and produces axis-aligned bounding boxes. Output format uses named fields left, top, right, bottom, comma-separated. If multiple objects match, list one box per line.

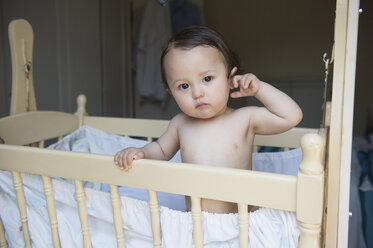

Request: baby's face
left=164, top=46, right=231, bottom=119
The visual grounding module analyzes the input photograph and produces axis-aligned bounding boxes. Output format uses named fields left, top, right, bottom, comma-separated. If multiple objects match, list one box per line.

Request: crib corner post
left=74, top=94, right=88, bottom=127
left=296, top=133, right=324, bottom=248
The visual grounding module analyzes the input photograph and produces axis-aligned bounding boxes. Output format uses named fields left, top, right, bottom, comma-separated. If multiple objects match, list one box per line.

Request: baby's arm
left=230, top=73, right=303, bottom=134
left=114, top=115, right=180, bottom=171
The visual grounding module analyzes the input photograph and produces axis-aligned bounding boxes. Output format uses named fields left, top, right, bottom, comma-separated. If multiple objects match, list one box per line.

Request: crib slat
left=74, top=180, right=92, bottom=248
left=109, top=185, right=125, bottom=248
left=253, top=145, right=258, bottom=153
left=0, top=218, right=8, bottom=248
left=191, top=196, right=203, bottom=248
left=12, top=171, right=31, bottom=248
left=148, top=190, right=161, bottom=248
left=38, top=140, right=45, bottom=148
left=237, top=203, right=249, bottom=248
left=42, top=175, right=61, bottom=248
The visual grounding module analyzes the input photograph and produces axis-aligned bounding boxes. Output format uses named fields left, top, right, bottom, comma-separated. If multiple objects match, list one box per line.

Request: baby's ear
left=229, top=67, right=238, bottom=78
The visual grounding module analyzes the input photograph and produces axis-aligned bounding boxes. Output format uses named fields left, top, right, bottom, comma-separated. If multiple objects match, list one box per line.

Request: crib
left=0, top=0, right=359, bottom=247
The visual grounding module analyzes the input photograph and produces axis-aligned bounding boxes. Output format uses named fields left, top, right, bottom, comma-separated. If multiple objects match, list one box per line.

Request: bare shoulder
left=230, top=106, right=267, bottom=131
left=232, top=106, right=262, bottom=118
left=168, top=113, right=190, bottom=131
left=170, top=113, right=188, bottom=125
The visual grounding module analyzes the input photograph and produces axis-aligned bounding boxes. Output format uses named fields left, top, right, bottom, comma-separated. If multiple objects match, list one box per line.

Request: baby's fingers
left=114, top=151, right=126, bottom=169
left=133, top=150, right=145, bottom=160
left=241, top=74, right=253, bottom=89
left=230, top=75, right=242, bottom=89
left=123, top=150, right=138, bottom=170
left=114, top=149, right=133, bottom=171
left=230, top=90, right=245, bottom=98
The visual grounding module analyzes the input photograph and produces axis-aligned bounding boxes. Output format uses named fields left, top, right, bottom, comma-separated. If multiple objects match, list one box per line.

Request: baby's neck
left=192, top=107, right=233, bottom=122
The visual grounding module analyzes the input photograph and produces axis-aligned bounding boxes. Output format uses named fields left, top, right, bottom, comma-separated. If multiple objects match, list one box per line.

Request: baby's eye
left=202, top=76, right=212, bottom=83
left=178, top=83, right=189, bottom=90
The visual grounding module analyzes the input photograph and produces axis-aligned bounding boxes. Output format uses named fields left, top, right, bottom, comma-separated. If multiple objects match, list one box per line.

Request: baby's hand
left=229, top=73, right=261, bottom=98
left=114, top=147, right=145, bottom=171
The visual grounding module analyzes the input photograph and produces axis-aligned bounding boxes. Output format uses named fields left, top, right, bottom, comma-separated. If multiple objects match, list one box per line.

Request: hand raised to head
left=230, top=73, right=261, bottom=98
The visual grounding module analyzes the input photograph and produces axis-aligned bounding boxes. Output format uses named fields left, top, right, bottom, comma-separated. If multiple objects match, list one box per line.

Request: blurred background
left=0, top=0, right=371, bottom=135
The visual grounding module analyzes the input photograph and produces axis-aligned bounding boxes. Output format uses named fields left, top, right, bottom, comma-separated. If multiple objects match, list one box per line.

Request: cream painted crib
left=0, top=98, right=324, bottom=248
left=0, top=0, right=360, bottom=246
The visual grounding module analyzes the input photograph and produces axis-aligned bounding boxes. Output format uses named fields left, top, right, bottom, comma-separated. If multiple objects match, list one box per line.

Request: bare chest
left=178, top=122, right=253, bottom=169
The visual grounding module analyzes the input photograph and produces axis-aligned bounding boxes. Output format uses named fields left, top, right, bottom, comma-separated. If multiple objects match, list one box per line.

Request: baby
left=114, top=26, right=302, bottom=213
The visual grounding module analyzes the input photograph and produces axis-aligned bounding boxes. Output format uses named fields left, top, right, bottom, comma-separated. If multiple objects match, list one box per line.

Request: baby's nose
left=192, top=86, right=204, bottom=99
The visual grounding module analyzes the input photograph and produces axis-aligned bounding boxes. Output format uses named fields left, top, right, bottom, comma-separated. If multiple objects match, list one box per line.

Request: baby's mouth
left=196, top=102, right=208, bottom=108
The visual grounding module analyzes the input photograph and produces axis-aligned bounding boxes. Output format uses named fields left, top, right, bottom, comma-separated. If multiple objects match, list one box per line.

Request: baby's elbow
left=291, top=108, right=303, bottom=127
left=282, top=108, right=302, bottom=130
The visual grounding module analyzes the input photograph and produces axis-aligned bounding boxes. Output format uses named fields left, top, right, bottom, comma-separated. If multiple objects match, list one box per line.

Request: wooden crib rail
left=0, top=111, right=79, bottom=145
left=1, top=144, right=296, bottom=211
left=83, top=116, right=169, bottom=138
left=0, top=131, right=324, bottom=247
left=254, top=127, right=318, bottom=149
left=83, top=114, right=318, bottom=149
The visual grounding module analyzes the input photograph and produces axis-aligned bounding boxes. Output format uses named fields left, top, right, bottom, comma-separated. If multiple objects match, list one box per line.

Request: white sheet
left=1, top=125, right=301, bottom=247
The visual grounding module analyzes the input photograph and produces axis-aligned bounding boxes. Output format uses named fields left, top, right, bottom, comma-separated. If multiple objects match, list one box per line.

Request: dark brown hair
left=160, top=26, right=240, bottom=88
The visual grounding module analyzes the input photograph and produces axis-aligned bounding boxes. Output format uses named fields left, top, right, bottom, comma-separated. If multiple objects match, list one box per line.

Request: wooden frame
left=323, top=0, right=359, bottom=247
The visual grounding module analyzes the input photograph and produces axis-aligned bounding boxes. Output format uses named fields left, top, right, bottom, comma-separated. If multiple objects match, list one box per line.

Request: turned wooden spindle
left=75, top=94, right=88, bottom=127
left=237, top=203, right=249, bottom=248
left=42, top=175, right=61, bottom=248
left=191, top=196, right=203, bottom=248
left=74, top=180, right=92, bottom=248
left=110, top=185, right=125, bottom=248
left=148, top=190, right=162, bottom=248
left=12, top=171, right=31, bottom=248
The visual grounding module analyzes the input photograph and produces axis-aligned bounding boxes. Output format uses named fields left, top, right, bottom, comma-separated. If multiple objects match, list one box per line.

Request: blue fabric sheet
left=356, top=136, right=373, bottom=248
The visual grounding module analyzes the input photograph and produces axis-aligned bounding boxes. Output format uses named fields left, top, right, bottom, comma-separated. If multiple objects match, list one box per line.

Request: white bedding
left=0, top=125, right=301, bottom=247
